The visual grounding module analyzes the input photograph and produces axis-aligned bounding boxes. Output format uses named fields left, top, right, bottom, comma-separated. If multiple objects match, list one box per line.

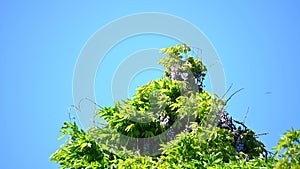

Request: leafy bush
left=50, top=122, right=113, bottom=168
left=51, top=44, right=300, bottom=168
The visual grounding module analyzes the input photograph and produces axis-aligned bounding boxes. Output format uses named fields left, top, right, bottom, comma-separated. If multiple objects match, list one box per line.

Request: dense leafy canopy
left=51, top=44, right=300, bottom=168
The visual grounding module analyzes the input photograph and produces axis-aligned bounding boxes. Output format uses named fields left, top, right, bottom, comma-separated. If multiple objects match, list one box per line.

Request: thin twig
left=226, top=88, right=245, bottom=103
left=190, top=46, right=203, bottom=60
left=221, top=83, right=233, bottom=100
left=254, top=132, right=269, bottom=137
left=233, top=119, right=248, bottom=130
left=67, top=105, right=80, bottom=122
left=243, top=107, right=250, bottom=124
left=84, top=97, right=104, bottom=109
left=68, top=98, right=103, bottom=124
left=218, top=86, right=243, bottom=112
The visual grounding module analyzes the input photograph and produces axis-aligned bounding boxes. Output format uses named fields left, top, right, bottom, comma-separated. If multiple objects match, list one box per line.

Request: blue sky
left=1, top=1, right=300, bottom=168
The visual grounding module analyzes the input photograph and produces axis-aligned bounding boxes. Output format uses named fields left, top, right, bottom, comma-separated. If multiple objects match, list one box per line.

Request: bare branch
left=221, top=83, right=233, bottom=100
left=243, top=107, right=250, bottom=124
left=254, top=132, right=269, bottom=137
left=226, top=88, right=244, bottom=103
left=233, top=119, right=248, bottom=130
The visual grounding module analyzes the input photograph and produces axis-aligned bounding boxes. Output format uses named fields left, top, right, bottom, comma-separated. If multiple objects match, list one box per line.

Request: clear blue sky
left=1, top=1, right=300, bottom=168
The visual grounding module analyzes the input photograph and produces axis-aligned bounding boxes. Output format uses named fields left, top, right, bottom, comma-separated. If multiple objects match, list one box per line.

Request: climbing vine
left=51, top=44, right=300, bottom=168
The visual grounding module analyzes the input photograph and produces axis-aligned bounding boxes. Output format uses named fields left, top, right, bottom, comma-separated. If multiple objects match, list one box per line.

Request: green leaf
left=57, top=134, right=65, bottom=140
left=125, top=124, right=134, bottom=132
left=80, top=142, right=88, bottom=150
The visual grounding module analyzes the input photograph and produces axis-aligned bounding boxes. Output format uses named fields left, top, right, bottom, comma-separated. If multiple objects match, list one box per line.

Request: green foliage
left=159, top=43, right=207, bottom=92
left=158, top=128, right=236, bottom=168
left=96, top=77, right=213, bottom=155
left=273, top=128, right=300, bottom=169
left=98, top=78, right=184, bottom=138
left=51, top=122, right=279, bottom=168
left=50, top=122, right=115, bottom=168
left=51, top=44, right=300, bottom=168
